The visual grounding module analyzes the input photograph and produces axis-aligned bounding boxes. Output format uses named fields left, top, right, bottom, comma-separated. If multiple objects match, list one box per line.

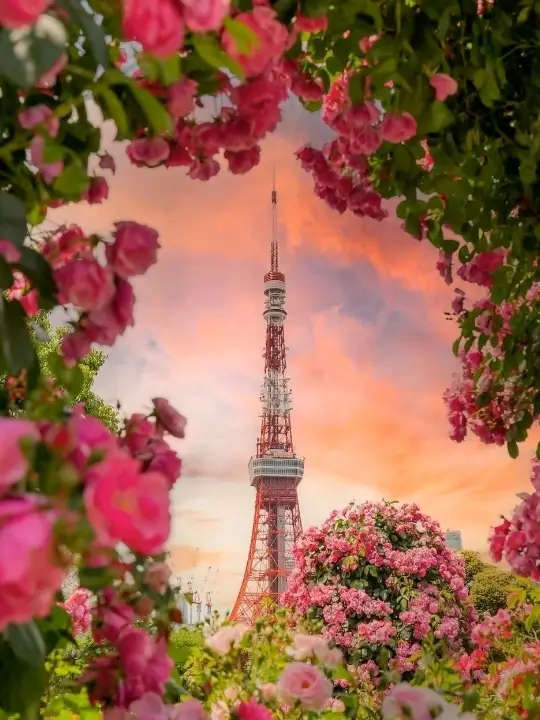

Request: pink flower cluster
left=283, top=501, right=472, bottom=676
left=488, top=458, right=540, bottom=580
left=0, top=395, right=185, bottom=631
left=127, top=61, right=291, bottom=179
left=444, top=284, right=540, bottom=447
left=63, top=587, right=92, bottom=636
left=48, top=221, right=159, bottom=365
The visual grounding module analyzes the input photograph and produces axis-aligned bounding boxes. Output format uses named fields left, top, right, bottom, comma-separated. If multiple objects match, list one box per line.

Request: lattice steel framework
left=230, top=173, right=304, bottom=625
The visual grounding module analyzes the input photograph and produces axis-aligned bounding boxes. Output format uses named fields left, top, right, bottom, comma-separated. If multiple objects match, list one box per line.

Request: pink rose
left=146, top=439, right=182, bottom=488
left=170, top=699, right=208, bottom=720
left=167, top=77, right=198, bottom=119
left=84, top=450, right=171, bottom=555
left=127, top=137, right=171, bottom=167
left=152, top=397, right=186, bottom=438
left=0, top=0, right=50, bottom=28
left=122, top=0, right=184, bottom=58
left=258, top=683, right=276, bottom=701
left=86, top=176, right=109, bottom=204
left=63, top=588, right=91, bottom=636
left=145, top=562, right=171, bottom=593
left=380, top=112, right=417, bottom=143
left=181, top=0, right=230, bottom=33
left=237, top=700, right=272, bottom=720
left=128, top=692, right=169, bottom=720
left=55, top=257, right=115, bottom=312
left=117, top=627, right=173, bottom=702
left=60, top=330, right=92, bottom=366
left=123, top=413, right=155, bottom=455
left=106, top=222, right=160, bottom=279
left=205, top=623, right=249, bottom=654
left=287, top=633, right=342, bottom=668
left=68, top=406, right=116, bottom=468
left=429, top=73, right=458, bottom=102
left=221, top=6, right=288, bottom=77
left=30, top=134, right=63, bottom=183
left=0, top=239, right=21, bottom=263
left=277, top=662, right=333, bottom=712
left=382, top=684, right=456, bottom=720
left=18, top=104, right=59, bottom=137
left=0, top=418, right=38, bottom=494
left=0, top=497, right=65, bottom=630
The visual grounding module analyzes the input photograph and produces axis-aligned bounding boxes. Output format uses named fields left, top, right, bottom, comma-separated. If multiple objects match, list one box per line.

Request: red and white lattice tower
left=230, top=174, right=304, bottom=624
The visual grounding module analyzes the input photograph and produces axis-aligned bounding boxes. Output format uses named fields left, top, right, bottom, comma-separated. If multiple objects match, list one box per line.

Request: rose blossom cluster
left=0, top=394, right=185, bottom=635
left=283, top=501, right=472, bottom=676
left=444, top=279, right=540, bottom=447
left=296, top=65, right=457, bottom=219
left=124, top=4, right=330, bottom=180
left=488, top=458, right=540, bottom=580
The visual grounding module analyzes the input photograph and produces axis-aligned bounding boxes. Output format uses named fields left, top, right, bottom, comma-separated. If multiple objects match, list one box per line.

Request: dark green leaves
left=0, top=297, right=38, bottom=376
left=53, top=160, right=90, bottom=198
left=0, top=638, right=47, bottom=717
left=223, top=17, right=260, bottom=55
left=102, top=69, right=173, bottom=135
left=57, top=0, right=109, bottom=69
left=192, top=34, right=245, bottom=79
left=4, top=622, right=46, bottom=667
left=0, top=14, right=66, bottom=88
left=0, top=194, right=27, bottom=249
left=13, top=247, right=57, bottom=309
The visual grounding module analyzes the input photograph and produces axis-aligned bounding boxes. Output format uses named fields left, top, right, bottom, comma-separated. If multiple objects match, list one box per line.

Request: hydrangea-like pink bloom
left=0, top=0, right=50, bottom=28
left=0, top=418, right=38, bottom=494
left=0, top=497, right=65, bottom=630
left=205, top=623, right=249, bottom=654
left=84, top=449, right=170, bottom=555
left=277, top=662, right=333, bottom=712
left=430, top=73, right=458, bottom=102
left=106, top=221, right=161, bottom=279
left=122, top=0, right=184, bottom=58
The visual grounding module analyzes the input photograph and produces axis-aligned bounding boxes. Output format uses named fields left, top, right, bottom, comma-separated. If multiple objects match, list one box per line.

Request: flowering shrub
left=283, top=502, right=474, bottom=677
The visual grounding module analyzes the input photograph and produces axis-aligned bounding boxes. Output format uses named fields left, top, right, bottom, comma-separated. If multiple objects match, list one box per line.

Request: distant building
left=445, top=530, right=463, bottom=551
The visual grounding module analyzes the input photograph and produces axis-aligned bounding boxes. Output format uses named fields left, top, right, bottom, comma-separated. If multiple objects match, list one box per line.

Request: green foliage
left=461, top=550, right=491, bottom=587
left=2, top=311, right=119, bottom=430
left=470, top=566, right=536, bottom=617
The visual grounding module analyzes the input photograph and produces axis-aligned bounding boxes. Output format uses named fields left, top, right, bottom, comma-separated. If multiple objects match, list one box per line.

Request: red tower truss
left=230, top=175, right=304, bottom=625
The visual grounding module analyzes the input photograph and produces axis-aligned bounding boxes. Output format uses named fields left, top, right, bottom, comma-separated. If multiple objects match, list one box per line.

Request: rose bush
left=283, top=502, right=474, bottom=677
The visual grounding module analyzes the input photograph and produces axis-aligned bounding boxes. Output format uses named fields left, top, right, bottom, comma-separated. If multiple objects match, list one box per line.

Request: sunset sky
left=51, top=96, right=533, bottom=614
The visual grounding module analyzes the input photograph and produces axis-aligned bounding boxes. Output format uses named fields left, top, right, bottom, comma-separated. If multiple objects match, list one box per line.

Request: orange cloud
left=168, top=544, right=223, bottom=573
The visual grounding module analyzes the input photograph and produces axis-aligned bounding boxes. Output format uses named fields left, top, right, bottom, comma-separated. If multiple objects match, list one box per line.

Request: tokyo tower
left=230, top=174, right=304, bottom=624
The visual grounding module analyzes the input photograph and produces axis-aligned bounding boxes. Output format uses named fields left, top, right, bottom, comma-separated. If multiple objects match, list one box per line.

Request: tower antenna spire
left=271, top=166, right=278, bottom=273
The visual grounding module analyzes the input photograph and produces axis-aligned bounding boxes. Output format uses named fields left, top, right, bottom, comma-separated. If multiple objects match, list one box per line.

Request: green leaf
left=429, top=101, right=454, bottom=132
left=192, top=33, right=245, bottom=80
left=507, top=440, right=519, bottom=459
left=440, top=239, right=460, bottom=253
left=0, top=297, right=38, bottom=375
left=96, top=85, right=129, bottom=137
left=0, top=641, right=47, bottom=715
left=223, top=17, right=260, bottom=55
left=348, top=72, right=365, bottom=105
left=130, top=84, right=173, bottom=135
left=0, top=258, right=13, bottom=290
left=58, top=0, right=109, bottom=69
left=4, top=622, right=46, bottom=667
left=13, top=246, right=57, bottom=309
left=0, top=194, right=27, bottom=249
left=0, top=14, right=67, bottom=88
left=53, top=161, right=90, bottom=197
